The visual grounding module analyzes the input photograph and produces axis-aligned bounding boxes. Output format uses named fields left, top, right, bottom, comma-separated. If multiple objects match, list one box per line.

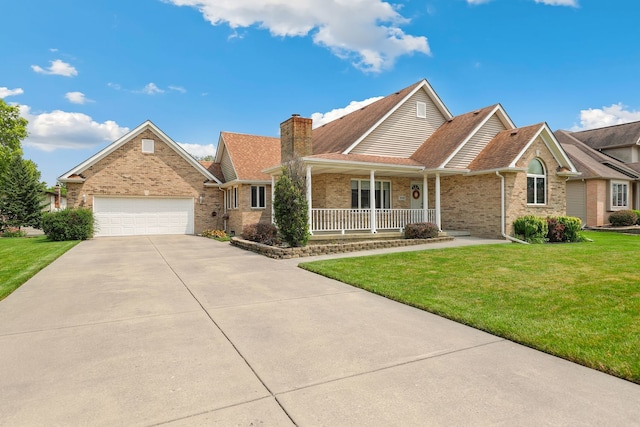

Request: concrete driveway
left=0, top=236, right=638, bottom=426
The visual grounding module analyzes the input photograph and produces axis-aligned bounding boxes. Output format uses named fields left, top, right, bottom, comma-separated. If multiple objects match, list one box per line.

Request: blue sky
left=1, top=0, right=639, bottom=186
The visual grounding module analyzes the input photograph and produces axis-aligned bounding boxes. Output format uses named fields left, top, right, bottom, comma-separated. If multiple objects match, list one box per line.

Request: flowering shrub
left=404, top=222, right=439, bottom=239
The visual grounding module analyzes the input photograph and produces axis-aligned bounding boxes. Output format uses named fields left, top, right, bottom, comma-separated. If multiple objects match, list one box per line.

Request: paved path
left=0, top=236, right=638, bottom=426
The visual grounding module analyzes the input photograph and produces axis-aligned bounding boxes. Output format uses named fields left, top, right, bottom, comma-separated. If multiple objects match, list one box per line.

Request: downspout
left=496, top=171, right=528, bottom=244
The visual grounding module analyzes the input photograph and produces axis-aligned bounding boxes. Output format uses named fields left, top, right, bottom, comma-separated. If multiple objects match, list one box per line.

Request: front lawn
left=300, top=231, right=640, bottom=384
left=0, top=236, right=79, bottom=301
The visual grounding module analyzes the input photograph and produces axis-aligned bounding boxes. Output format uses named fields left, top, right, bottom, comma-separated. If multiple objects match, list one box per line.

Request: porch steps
left=443, top=230, right=471, bottom=237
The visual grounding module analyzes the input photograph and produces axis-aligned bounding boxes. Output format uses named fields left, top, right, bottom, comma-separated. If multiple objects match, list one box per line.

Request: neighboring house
left=58, top=79, right=579, bottom=239
left=555, top=124, right=640, bottom=226
left=41, top=187, right=67, bottom=212
left=58, top=121, right=224, bottom=236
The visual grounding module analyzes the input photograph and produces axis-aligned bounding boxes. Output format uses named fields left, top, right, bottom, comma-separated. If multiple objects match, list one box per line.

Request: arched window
left=527, top=159, right=546, bottom=205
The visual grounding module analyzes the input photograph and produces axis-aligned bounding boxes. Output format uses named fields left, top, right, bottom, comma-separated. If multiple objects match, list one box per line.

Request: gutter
left=496, top=171, right=529, bottom=244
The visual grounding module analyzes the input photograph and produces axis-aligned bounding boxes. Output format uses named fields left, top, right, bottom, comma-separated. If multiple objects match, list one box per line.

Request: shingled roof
left=220, top=132, right=280, bottom=181
left=571, top=120, right=640, bottom=149
left=468, top=124, right=542, bottom=171
left=555, top=130, right=639, bottom=180
left=410, top=105, right=497, bottom=168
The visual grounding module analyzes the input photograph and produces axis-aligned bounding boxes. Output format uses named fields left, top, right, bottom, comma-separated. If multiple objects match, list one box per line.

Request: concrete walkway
left=0, top=236, right=638, bottom=426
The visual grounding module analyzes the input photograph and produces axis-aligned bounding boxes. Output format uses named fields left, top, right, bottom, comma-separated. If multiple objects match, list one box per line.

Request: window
left=416, top=101, right=427, bottom=119
left=351, top=180, right=391, bottom=209
left=226, top=187, right=238, bottom=209
left=141, top=139, right=154, bottom=153
left=611, top=182, right=629, bottom=208
left=527, top=159, right=546, bottom=205
left=251, top=185, right=266, bottom=208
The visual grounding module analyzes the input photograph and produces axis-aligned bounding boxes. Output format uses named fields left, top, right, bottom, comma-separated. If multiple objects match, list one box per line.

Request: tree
left=0, top=155, right=43, bottom=230
left=273, top=162, right=310, bottom=247
left=0, top=99, right=27, bottom=177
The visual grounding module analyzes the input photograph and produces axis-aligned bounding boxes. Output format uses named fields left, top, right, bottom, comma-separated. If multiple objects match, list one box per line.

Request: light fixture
left=82, top=194, right=87, bottom=203
left=199, top=194, right=204, bottom=205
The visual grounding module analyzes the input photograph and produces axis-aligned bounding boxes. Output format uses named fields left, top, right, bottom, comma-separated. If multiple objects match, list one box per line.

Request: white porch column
left=271, top=175, right=275, bottom=224
left=423, top=173, right=429, bottom=222
left=435, top=173, right=441, bottom=231
left=370, top=169, right=377, bottom=233
left=306, top=165, right=313, bottom=234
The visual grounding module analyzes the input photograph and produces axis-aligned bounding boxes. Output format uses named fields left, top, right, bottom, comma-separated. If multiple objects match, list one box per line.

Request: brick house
left=59, top=79, right=578, bottom=238
left=555, top=125, right=640, bottom=226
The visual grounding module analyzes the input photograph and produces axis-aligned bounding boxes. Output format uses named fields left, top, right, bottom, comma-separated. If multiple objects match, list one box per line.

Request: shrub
left=273, top=163, right=310, bottom=247
left=404, top=222, right=439, bottom=239
left=41, top=208, right=94, bottom=241
left=557, top=216, right=583, bottom=242
left=513, top=215, right=548, bottom=243
left=241, top=222, right=279, bottom=245
left=201, top=229, right=228, bottom=240
left=634, top=210, right=640, bottom=225
left=0, top=227, right=26, bottom=238
left=546, top=218, right=566, bottom=243
left=608, top=210, right=638, bottom=227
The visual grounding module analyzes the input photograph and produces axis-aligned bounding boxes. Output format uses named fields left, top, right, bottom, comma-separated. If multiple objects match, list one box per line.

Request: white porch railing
left=311, top=208, right=436, bottom=233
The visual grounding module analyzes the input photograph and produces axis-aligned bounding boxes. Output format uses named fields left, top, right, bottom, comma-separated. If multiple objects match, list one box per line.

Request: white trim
left=343, top=80, right=454, bottom=154
left=610, top=180, right=630, bottom=210
left=58, top=120, right=222, bottom=185
left=509, top=123, right=579, bottom=174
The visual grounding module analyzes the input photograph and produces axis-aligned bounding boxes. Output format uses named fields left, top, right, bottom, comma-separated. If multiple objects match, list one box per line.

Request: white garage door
left=94, top=197, right=194, bottom=237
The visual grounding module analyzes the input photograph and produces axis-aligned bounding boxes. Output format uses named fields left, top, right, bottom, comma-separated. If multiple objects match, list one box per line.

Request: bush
left=273, top=164, right=310, bottom=247
left=41, top=208, right=94, bottom=241
left=608, top=210, right=638, bottom=227
left=633, top=210, right=640, bottom=225
left=0, top=227, right=26, bottom=238
left=557, top=216, right=582, bottom=242
left=546, top=218, right=566, bottom=243
left=513, top=215, right=548, bottom=243
left=404, top=222, right=439, bottom=239
left=241, top=222, right=279, bottom=245
left=201, top=229, right=228, bottom=240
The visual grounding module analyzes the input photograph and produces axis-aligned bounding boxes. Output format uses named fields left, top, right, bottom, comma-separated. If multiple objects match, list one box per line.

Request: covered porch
left=268, top=157, right=454, bottom=236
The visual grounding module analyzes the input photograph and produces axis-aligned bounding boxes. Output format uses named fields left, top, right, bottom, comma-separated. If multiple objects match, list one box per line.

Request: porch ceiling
left=308, top=163, right=425, bottom=178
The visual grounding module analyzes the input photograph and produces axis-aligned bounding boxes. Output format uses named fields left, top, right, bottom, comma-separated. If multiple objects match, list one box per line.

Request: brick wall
left=225, top=183, right=272, bottom=236
left=280, top=115, right=313, bottom=162
left=586, top=180, right=607, bottom=226
left=311, top=174, right=413, bottom=209
left=66, top=128, right=224, bottom=234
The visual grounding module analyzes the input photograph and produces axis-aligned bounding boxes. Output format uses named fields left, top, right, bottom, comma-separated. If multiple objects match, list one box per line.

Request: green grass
left=0, top=236, right=79, bottom=301
left=300, top=231, right=640, bottom=384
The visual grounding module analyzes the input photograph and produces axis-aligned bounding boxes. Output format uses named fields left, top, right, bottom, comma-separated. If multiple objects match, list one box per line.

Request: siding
left=566, top=180, right=586, bottom=225
left=350, top=89, right=447, bottom=158
left=447, top=114, right=506, bottom=169
left=220, top=146, right=237, bottom=181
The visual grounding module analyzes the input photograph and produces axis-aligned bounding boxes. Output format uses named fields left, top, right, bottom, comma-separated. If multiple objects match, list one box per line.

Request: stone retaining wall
left=230, top=236, right=455, bottom=259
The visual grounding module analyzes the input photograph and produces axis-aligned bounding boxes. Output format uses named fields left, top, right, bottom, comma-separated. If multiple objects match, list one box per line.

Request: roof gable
left=219, top=132, right=280, bottom=181
left=469, top=123, right=544, bottom=171
left=411, top=104, right=500, bottom=169
left=58, top=120, right=221, bottom=184
left=311, top=79, right=453, bottom=155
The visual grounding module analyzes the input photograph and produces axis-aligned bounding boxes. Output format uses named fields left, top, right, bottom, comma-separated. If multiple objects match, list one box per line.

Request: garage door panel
left=94, top=197, right=194, bottom=237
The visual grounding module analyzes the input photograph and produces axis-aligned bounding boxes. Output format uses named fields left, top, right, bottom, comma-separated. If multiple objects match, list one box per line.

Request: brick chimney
left=280, top=114, right=313, bottom=163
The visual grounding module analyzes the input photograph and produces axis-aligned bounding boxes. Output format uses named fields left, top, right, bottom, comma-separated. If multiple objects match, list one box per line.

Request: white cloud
left=107, top=82, right=122, bottom=90
left=31, top=59, right=78, bottom=77
left=65, top=91, right=93, bottom=104
left=137, top=82, right=165, bottom=95
left=0, top=87, right=24, bottom=98
left=311, top=96, right=384, bottom=128
left=19, top=105, right=129, bottom=151
left=534, top=0, right=578, bottom=5
left=179, top=143, right=216, bottom=159
left=169, top=85, right=187, bottom=93
left=466, top=0, right=492, bottom=4
left=571, top=103, right=640, bottom=131
left=166, top=0, right=430, bottom=72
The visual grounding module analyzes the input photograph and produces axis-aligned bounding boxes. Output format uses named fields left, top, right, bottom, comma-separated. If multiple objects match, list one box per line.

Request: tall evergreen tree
left=0, top=155, right=43, bottom=230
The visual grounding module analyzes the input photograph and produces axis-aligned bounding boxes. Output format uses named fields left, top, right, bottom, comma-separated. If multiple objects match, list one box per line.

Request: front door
left=410, top=182, right=423, bottom=209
